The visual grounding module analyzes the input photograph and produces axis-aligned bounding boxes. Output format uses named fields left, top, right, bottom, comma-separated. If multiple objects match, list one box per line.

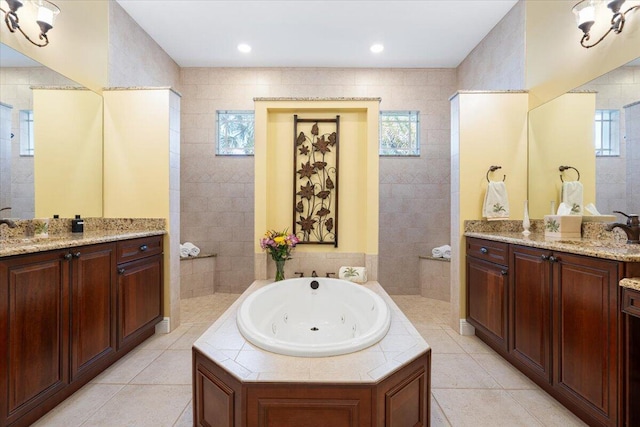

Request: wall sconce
left=1, top=0, right=60, bottom=47
left=573, top=0, right=639, bottom=48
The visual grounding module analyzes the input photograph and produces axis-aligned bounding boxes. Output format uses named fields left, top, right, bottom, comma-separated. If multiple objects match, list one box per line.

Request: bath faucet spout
left=606, top=211, right=639, bottom=244
left=311, top=270, right=318, bottom=277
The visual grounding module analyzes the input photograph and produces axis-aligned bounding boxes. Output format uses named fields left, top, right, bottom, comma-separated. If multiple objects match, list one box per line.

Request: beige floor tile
left=172, top=400, right=193, bottom=427
left=169, top=323, right=213, bottom=350
left=82, top=384, right=192, bottom=427
left=138, top=325, right=191, bottom=350
left=431, top=394, right=452, bottom=427
left=431, top=353, right=501, bottom=389
left=471, top=353, right=538, bottom=390
left=130, top=349, right=193, bottom=385
left=433, top=389, right=544, bottom=426
left=508, top=389, right=588, bottom=426
left=443, top=327, right=494, bottom=354
left=91, top=349, right=163, bottom=384
left=32, top=384, right=124, bottom=427
left=417, top=329, right=465, bottom=353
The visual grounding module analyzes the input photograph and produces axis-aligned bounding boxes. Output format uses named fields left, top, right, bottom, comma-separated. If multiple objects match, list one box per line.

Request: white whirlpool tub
left=236, top=277, right=391, bottom=357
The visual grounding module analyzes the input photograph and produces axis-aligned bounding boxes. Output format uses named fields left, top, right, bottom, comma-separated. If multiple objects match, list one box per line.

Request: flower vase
left=275, top=259, right=285, bottom=282
left=522, top=200, right=531, bottom=235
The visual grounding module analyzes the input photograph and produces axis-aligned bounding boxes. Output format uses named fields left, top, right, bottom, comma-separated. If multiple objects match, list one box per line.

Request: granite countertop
left=193, top=280, right=429, bottom=384
left=621, top=278, right=640, bottom=291
left=465, top=231, right=640, bottom=262
left=0, top=218, right=166, bottom=258
left=0, top=230, right=166, bottom=258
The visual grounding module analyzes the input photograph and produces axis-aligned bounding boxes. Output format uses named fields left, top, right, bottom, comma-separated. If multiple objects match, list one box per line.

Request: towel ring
left=486, top=165, right=506, bottom=183
left=559, top=165, right=580, bottom=182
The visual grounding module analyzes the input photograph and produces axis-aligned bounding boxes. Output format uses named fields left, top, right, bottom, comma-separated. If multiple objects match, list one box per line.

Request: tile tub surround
left=193, top=280, right=430, bottom=383
left=0, top=218, right=166, bottom=257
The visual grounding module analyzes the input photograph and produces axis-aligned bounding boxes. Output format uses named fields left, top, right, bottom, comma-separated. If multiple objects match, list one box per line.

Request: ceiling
left=115, top=0, right=520, bottom=68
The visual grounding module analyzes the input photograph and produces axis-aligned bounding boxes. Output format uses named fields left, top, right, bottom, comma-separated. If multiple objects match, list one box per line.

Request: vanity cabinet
left=467, top=238, right=623, bottom=427
left=465, top=238, right=509, bottom=351
left=0, top=235, right=163, bottom=427
left=622, top=288, right=640, bottom=426
left=116, top=236, right=163, bottom=349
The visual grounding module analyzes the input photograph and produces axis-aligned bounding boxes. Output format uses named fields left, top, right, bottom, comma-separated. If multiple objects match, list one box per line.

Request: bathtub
left=236, top=277, right=391, bottom=357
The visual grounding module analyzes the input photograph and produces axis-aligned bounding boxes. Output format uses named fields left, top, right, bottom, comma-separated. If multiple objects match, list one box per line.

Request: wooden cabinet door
left=466, top=256, right=508, bottom=351
left=70, top=243, right=117, bottom=380
left=509, top=246, right=552, bottom=383
left=117, top=254, right=163, bottom=349
left=552, top=252, right=619, bottom=426
left=0, top=251, right=70, bottom=425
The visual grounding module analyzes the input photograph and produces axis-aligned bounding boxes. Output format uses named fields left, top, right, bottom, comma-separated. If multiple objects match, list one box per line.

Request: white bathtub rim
left=236, top=278, right=392, bottom=357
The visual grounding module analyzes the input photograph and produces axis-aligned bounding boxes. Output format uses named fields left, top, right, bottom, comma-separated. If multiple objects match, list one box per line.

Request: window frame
left=216, top=110, right=255, bottom=156
left=594, top=109, right=620, bottom=157
left=379, top=110, right=420, bottom=157
left=19, top=109, right=34, bottom=157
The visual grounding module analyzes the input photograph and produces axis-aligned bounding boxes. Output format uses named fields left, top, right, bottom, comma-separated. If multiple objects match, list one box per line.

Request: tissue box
left=544, top=215, right=582, bottom=239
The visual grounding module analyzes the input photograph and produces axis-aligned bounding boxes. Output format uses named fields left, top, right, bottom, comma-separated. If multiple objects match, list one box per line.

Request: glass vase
left=275, top=259, right=285, bottom=282
left=523, top=200, right=531, bottom=235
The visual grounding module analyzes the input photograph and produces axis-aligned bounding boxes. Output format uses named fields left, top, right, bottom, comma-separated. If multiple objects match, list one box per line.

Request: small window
left=19, top=110, right=34, bottom=156
left=379, top=111, right=420, bottom=156
left=216, top=111, right=255, bottom=155
left=594, top=109, right=620, bottom=157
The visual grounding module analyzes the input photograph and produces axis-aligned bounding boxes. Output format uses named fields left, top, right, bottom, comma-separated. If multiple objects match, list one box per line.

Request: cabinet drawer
left=622, top=287, right=640, bottom=318
left=467, top=238, right=508, bottom=265
left=117, top=236, right=163, bottom=264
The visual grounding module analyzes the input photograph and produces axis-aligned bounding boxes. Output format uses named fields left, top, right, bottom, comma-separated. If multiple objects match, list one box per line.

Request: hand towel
left=182, top=242, right=201, bottom=257
left=585, top=203, right=601, bottom=216
left=338, top=266, right=367, bottom=283
left=561, top=181, right=583, bottom=215
left=483, top=181, right=510, bottom=221
left=179, top=244, right=190, bottom=258
left=432, top=245, right=451, bottom=258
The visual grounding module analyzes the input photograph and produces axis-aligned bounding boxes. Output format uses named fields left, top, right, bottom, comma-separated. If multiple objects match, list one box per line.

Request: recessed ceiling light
left=237, top=43, right=252, bottom=53
left=370, top=44, right=384, bottom=53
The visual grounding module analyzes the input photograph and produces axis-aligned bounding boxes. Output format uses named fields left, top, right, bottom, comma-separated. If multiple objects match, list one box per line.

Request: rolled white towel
left=182, top=242, right=201, bottom=257
left=179, top=244, right=190, bottom=258
left=432, top=245, right=451, bottom=258
left=338, top=266, right=367, bottom=283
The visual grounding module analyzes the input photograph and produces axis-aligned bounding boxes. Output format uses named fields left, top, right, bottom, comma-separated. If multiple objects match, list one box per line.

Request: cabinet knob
left=541, top=254, right=549, bottom=261
left=500, top=270, right=508, bottom=276
left=549, top=255, right=559, bottom=263
left=139, top=244, right=148, bottom=252
left=480, top=247, right=488, bottom=254
left=73, top=252, right=81, bottom=258
left=63, top=253, right=72, bottom=260
left=118, top=268, right=125, bottom=275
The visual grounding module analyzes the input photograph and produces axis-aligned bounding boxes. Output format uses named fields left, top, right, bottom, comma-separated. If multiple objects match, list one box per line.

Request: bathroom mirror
left=527, top=56, right=640, bottom=219
left=0, top=43, right=103, bottom=219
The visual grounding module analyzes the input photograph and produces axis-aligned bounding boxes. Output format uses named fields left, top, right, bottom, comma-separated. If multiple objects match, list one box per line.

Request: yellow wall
left=454, top=92, right=529, bottom=323
left=525, top=0, right=640, bottom=109
left=0, top=0, right=109, bottom=93
left=103, top=90, right=170, bottom=218
left=255, top=100, right=379, bottom=256
left=528, top=93, right=596, bottom=218
left=33, top=89, right=103, bottom=217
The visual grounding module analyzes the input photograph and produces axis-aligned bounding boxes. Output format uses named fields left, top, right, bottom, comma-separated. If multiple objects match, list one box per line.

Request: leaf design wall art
left=293, top=115, right=339, bottom=246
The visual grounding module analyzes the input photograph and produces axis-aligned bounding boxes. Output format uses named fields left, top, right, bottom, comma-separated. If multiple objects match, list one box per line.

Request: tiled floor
left=34, top=293, right=586, bottom=426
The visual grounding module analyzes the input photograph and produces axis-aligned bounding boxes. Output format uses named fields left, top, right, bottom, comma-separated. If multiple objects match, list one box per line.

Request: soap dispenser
left=71, top=215, right=84, bottom=233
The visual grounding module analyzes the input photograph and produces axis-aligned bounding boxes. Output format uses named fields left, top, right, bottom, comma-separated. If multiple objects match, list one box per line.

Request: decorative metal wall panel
left=293, top=115, right=339, bottom=246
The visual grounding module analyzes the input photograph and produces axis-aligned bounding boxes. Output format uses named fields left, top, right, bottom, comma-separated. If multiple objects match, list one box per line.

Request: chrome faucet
left=0, top=207, right=16, bottom=228
left=606, top=211, right=639, bottom=244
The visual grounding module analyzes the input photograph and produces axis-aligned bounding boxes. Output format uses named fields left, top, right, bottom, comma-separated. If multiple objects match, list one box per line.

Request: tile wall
left=626, top=102, right=640, bottom=215
left=180, top=68, right=455, bottom=294
left=0, top=103, right=11, bottom=210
